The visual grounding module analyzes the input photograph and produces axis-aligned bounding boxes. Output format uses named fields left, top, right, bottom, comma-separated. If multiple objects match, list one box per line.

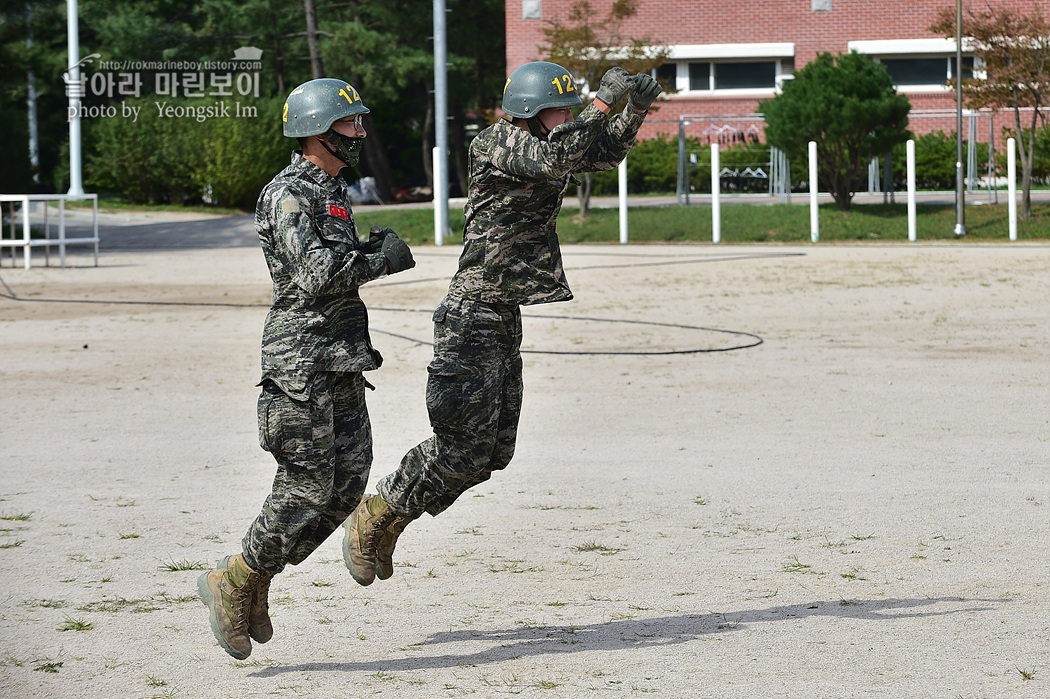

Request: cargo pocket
left=432, top=300, right=473, bottom=356
left=257, top=381, right=312, bottom=455
left=425, top=355, right=474, bottom=433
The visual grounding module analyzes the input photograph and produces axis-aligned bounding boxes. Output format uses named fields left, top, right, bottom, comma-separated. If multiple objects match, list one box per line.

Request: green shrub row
left=86, top=97, right=290, bottom=209
left=587, top=127, right=1045, bottom=196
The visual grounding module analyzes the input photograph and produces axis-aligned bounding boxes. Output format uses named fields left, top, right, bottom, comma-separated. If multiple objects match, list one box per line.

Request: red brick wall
left=506, top=0, right=1039, bottom=141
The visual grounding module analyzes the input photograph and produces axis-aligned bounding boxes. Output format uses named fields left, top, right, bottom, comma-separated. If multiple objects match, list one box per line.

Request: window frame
left=655, top=43, right=795, bottom=96
left=848, top=39, right=979, bottom=92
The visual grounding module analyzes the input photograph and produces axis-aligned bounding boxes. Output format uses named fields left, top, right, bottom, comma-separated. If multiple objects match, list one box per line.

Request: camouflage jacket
left=255, top=152, right=388, bottom=399
left=447, top=103, right=646, bottom=306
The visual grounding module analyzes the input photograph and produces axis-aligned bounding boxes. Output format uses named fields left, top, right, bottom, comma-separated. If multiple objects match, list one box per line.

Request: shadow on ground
left=250, top=596, right=999, bottom=676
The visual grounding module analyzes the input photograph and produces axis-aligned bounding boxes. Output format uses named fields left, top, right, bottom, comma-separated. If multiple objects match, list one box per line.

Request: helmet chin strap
left=526, top=116, right=551, bottom=141
left=319, top=138, right=344, bottom=163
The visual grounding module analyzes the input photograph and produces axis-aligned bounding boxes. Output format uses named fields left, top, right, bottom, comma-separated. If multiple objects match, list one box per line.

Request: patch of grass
left=532, top=503, right=600, bottom=511
left=79, top=597, right=164, bottom=613
left=693, top=496, right=708, bottom=505
left=27, top=599, right=67, bottom=609
left=58, top=617, right=93, bottom=632
left=354, top=207, right=466, bottom=246
left=158, top=558, right=208, bottom=572
left=0, top=540, right=24, bottom=549
left=486, top=560, right=544, bottom=574
left=33, top=660, right=63, bottom=673
left=0, top=513, right=32, bottom=521
left=355, top=202, right=1050, bottom=245
left=165, top=594, right=198, bottom=605
left=146, top=675, right=168, bottom=687
left=782, top=555, right=813, bottom=573
left=572, top=541, right=624, bottom=555
left=230, top=658, right=265, bottom=668
left=68, top=197, right=244, bottom=217
left=1018, top=667, right=1037, bottom=680
left=119, top=533, right=140, bottom=539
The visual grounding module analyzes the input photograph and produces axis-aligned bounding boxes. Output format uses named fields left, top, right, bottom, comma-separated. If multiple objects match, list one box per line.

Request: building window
left=950, top=56, right=976, bottom=79
left=679, top=61, right=778, bottom=92
left=714, top=61, right=777, bottom=90
left=689, top=62, right=710, bottom=91
left=655, top=63, right=677, bottom=90
left=879, top=56, right=975, bottom=86
left=881, top=58, right=947, bottom=85
left=660, top=44, right=794, bottom=94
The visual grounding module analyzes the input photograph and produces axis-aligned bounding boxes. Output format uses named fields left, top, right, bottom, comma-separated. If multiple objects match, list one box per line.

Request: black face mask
left=323, top=129, right=365, bottom=167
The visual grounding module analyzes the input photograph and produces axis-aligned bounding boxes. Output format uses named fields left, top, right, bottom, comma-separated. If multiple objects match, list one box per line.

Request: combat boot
left=218, top=555, right=274, bottom=643
left=197, top=553, right=261, bottom=659
left=342, top=493, right=414, bottom=586
left=375, top=508, right=413, bottom=581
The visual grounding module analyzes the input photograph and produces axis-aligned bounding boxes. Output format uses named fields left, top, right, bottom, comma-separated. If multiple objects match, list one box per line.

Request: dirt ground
left=0, top=240, right=1048, bottom=698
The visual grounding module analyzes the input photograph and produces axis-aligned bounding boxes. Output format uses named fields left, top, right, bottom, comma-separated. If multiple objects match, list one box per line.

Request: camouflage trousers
left=242, top=372, right=372, bottom=574
left=378, top=295, right=523, bottom=518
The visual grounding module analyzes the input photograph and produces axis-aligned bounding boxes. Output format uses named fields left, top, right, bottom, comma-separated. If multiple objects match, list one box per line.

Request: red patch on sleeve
left=328, top=204, right=349, bottom=219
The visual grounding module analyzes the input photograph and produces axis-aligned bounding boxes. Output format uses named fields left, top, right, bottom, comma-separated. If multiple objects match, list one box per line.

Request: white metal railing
left=1, top=194, right=99, bottom=269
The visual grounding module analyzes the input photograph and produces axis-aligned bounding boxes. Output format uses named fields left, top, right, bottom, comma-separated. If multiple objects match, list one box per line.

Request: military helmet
left=502, top=61, right=583, bottom=118
left=282, top=78, right=370, bottom=138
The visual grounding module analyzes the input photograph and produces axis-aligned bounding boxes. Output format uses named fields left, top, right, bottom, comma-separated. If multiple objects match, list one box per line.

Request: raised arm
left=488, top=114, right=607, bottom=181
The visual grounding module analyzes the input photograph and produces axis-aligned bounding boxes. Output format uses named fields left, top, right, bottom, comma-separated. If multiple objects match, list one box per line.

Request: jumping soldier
left=197, top=77, right=415, bottom=659
left=342, top=62, right=662, bottom=586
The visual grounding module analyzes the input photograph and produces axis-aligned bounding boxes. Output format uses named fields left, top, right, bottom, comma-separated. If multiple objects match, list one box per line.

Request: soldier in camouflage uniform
left=198, top=78, right=415, bottom=659
left=342, top=62, right=663, bottom=586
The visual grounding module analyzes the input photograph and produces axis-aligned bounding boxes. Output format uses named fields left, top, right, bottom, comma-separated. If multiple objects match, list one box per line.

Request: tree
left=539, top=0, right=669, bottom=217
left=322, top=0, right=505, bottom=201
left=931, top=3, right=1050, bottom=219
left=1, top=0, right=507, bottom=206
left=760, top=51, right=911, bottom=211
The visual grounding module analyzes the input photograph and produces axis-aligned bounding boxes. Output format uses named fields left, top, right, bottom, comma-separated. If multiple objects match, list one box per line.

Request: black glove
left=595, top=67, right=633, bottom=106
left=381, top=232, right=415, bottom=274
left=362, top=225, right=394, bottom=253
left=628, top=73, right=662, bottom=112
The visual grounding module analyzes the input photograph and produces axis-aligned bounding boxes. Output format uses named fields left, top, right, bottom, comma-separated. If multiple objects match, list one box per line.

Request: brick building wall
left=506, top=0, right=1039, bottom=142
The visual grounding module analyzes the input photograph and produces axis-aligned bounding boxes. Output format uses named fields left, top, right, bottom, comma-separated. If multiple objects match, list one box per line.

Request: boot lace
left=230, top=573, right=260, bottom=626
left=363, top=510, right=398, bottom=556
left=254, top=574, right=273, bottom=613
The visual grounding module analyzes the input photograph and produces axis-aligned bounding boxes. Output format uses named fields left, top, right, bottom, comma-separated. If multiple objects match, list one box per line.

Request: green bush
left=86, top=97, right=289, bottom=209
left=587, top=126, right=1017, bottom=196
left=998, top=123, right=1050, bottom=182
left=589, top=136, right=790, bottom=195
left=590, top=134, right=680, bottom=195
left=886, top=131, right=992, bottom=190
left=193, top=98, right=290, bottom=209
